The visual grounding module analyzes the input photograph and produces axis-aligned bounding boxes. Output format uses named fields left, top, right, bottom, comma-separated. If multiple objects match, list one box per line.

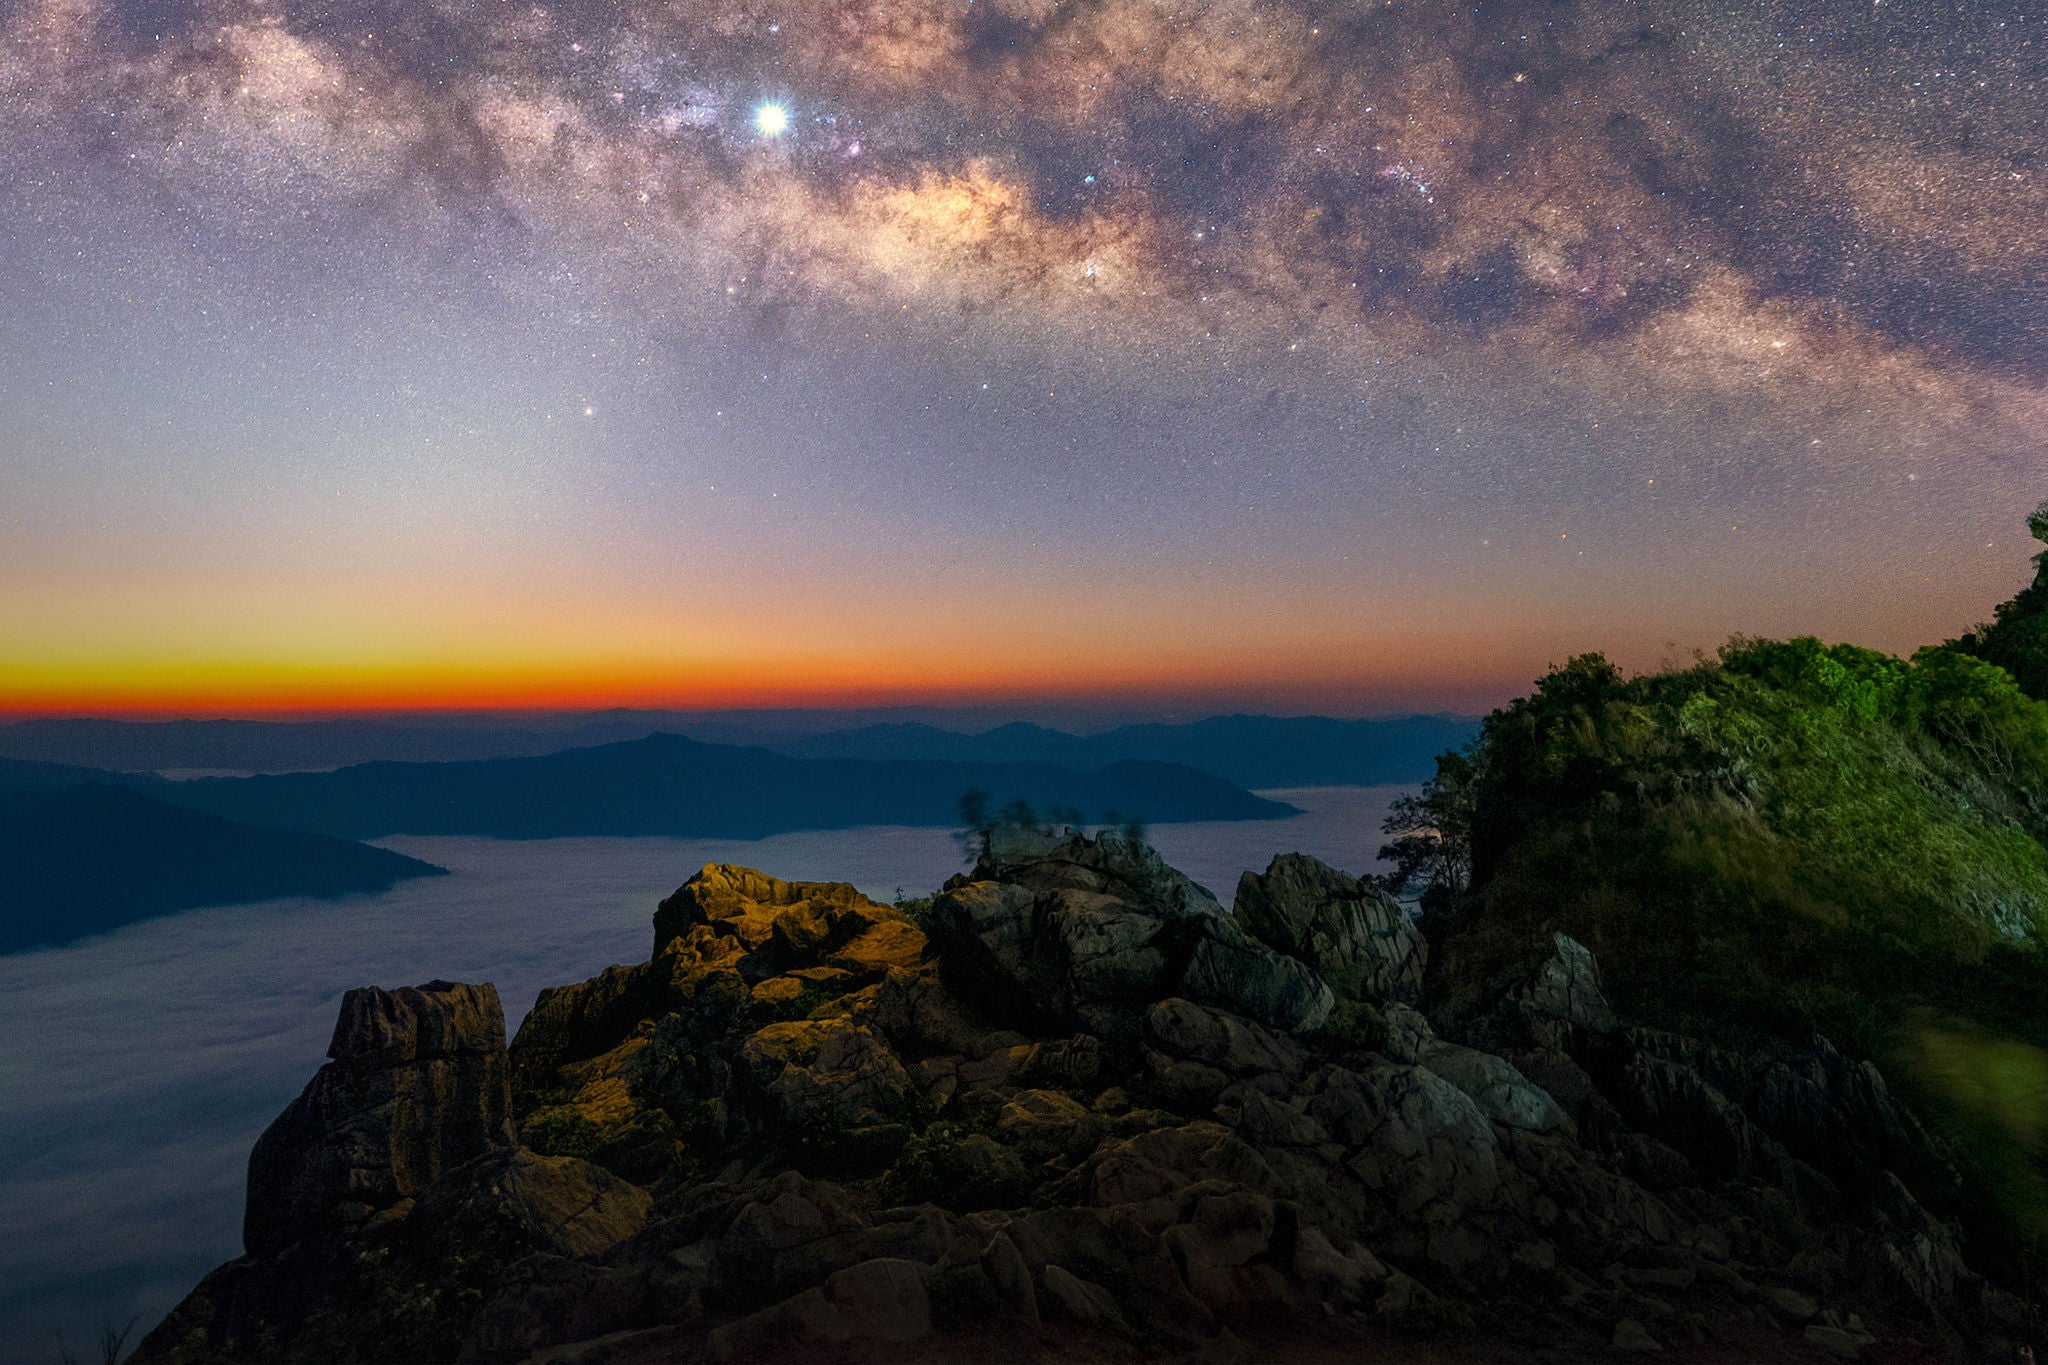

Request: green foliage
left=882, top=1120, right=1030, bottom=1211
left=1310, top=998, right=1391, bottom=1057
left=892, top=893, right=937, bottom=932
left=1433, top=631, right=2048, bottom=1241
left=1952, top=496, right=2048, bottom=702
left=1378, top=746, right=1478, bottom=900
left=519, top=1103, right=608, bottom=1159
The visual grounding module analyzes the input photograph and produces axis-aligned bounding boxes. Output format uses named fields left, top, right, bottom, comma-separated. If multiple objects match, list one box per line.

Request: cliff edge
left=134, top=831, right=2037, bottom=1363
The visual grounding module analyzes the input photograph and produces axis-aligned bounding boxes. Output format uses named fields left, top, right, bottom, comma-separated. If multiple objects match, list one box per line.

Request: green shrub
left=883, top=1120, right=1030, bottom=1211
left=1430, top=631, right=2048, bottom=1245
left=519, top=1104, right=607, bottom=1159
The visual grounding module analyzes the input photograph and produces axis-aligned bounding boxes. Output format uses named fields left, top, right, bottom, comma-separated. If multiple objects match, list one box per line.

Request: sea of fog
left=0, top=785, right=1408, bottom=1361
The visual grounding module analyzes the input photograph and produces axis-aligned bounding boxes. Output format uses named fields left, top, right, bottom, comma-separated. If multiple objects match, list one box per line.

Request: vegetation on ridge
left=1417, top=501, right=2048, bottom=1244
left=1952, top=499, right=2048, bottom=702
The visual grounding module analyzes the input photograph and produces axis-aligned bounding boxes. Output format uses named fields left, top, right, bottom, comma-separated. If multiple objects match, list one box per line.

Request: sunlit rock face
left=133, top=838, right=2040, bottom=1364
left=244, top=980, right=515, bottom=1257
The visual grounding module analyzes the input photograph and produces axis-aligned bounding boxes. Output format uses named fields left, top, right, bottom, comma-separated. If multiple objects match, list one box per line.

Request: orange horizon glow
left=0, top=651, right=1528, bottom=721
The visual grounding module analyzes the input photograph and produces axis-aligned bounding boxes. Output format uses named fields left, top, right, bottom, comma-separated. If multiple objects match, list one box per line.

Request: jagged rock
left=738, top=1017, right=913, bottom=1127
left=1180, top=914, right=1335, bottom=1032
left=995, top=1088, right=1105, bottom=1163
left=653, top=864, right=924, bottom=981
left=138, top=846, right=2047, bottom=1365
left=931, top=830, right=1333, bottom=1033
left=977, top=825, right=1222, bottom=919
left=1869, top=1171, right=1974, bottom=1314
left=1383, top=1004, right=1572, bottom=1135
left=411, top=1147, right=652, bottom=1261
left=1146, top=997, right=1307, bottom=1078
left=512, top=963, right=670, bottom=1100
left=1619, top=1037, right=1834, bottom=1204
left=872, top=964, right=999, bottom=1058
left=244, top=980, right=514, bottom=1256
left=1522, top=932, right=1619, bottom=1034
left=1235, top=853, right=1427, bottom=1002
left=1307, top=1061, right=1502, bottom=1224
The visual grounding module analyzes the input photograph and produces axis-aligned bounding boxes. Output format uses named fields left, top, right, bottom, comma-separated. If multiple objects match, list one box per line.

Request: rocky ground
left=132, top=829, right=2041, bottom=1363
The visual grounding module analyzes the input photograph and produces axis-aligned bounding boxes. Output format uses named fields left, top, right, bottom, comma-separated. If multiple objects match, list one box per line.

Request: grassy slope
left=1434, top=638, right=2048, bottom=1239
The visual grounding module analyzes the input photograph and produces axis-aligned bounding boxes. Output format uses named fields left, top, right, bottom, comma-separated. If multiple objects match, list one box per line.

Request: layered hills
left=776, top=714, right=1480, bottom=788
left=148, top=733, right=1297, bottom=840
left=0, top=712, right=1479, bottom=787
left=0, top=733, right=1294, bottom=951
left=0, top=783, right=444, bottom=954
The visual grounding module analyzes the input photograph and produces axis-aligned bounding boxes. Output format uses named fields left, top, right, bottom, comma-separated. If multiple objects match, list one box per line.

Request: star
left=752, top=102, right=791, bottom=138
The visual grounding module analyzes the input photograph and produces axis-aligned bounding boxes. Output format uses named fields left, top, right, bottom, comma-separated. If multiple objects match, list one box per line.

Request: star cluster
left=0, top=0, right=2042, bottom=712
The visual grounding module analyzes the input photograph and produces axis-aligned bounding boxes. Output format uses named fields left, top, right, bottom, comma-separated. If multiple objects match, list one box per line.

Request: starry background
left=1, top=0, right=2043, bottom=716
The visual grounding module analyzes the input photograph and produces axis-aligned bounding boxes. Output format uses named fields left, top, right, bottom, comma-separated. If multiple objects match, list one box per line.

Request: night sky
left=2, top=0, right=2043, bottom=716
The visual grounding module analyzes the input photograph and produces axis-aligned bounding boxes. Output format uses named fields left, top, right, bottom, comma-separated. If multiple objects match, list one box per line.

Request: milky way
left=1, top=0, right=2043, bottom=712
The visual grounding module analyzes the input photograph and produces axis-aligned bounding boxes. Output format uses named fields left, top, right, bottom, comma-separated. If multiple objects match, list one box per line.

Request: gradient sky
left=1, top=0, right=2043, bottom=716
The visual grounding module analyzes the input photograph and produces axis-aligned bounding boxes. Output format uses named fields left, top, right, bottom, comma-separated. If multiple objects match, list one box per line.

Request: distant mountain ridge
left=779, top=713, right=1480, bottom=788
left=0, top=755, right=164, bottom=794
left=0, top=711, right=1478, bottom=785
left=148, top=732, right=1298, bottom=840
left=0, top=784, right=444, bottom=954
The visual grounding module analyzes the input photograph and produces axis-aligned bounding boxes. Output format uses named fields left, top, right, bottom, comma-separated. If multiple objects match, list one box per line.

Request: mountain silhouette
left=148, top=732, right=1298, bottom=840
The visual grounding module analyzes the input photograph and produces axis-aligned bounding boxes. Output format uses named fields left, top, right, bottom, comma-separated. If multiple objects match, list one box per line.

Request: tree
left=953, top=788, right=992, bottom=865
left=1377, top=746, right=1477, bottom=901
left=953, top=790, right=1060, bottom=866
left=1952, top=497, right=2048, bottom=702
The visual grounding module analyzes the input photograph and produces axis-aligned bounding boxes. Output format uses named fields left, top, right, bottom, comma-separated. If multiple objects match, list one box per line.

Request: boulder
left=738, top=1018, right=913, bottom=1128
left=654, top=864, right=921, bottom=973
left=1307, top=1062, right=1502, bottom=1224
left=1235, top=853, right=1428, bottom=1002
left=822, top=1257, right=933, bottom=1344
left=411, top=1147, right=652, bottom=1261
left=1179, top=916, right=1334, bottom=1033
left=1383, top=1004, right=1572, bottom=1135
left=1039, top=1264, right=1128, bottom=1331
left=1145, top=998, right=1308, bottom=1079
left=244, top=980, right=514, bottom=1256
left=933, top=832, right=1334, bottom=1036
left=976, top=826, right=1222, bottom=920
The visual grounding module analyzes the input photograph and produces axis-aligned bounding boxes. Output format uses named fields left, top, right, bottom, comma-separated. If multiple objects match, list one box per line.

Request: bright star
left=753, top=102, right=791, bottom=137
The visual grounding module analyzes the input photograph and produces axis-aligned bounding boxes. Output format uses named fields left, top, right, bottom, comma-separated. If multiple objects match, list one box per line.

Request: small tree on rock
left=1378, top=746, right=1478, bottom=907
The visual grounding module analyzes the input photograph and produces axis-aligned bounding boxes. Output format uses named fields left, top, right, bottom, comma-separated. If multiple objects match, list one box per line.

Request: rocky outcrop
left=245, top=980, right=515, bottom=1256
left=927, top=828, right=1333, bottom=1033
left=1235, top=852, right=1429, bottom=1002
left=136, top=837, right=2044, bottom=1364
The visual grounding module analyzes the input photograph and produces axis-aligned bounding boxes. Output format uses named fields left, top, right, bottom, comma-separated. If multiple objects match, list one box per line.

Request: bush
left=1429, top=632, right=2048, bottom=1245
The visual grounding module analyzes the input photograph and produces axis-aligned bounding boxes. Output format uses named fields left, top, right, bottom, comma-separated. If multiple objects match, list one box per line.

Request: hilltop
left=135, top=827, right=2037, bottom=1363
